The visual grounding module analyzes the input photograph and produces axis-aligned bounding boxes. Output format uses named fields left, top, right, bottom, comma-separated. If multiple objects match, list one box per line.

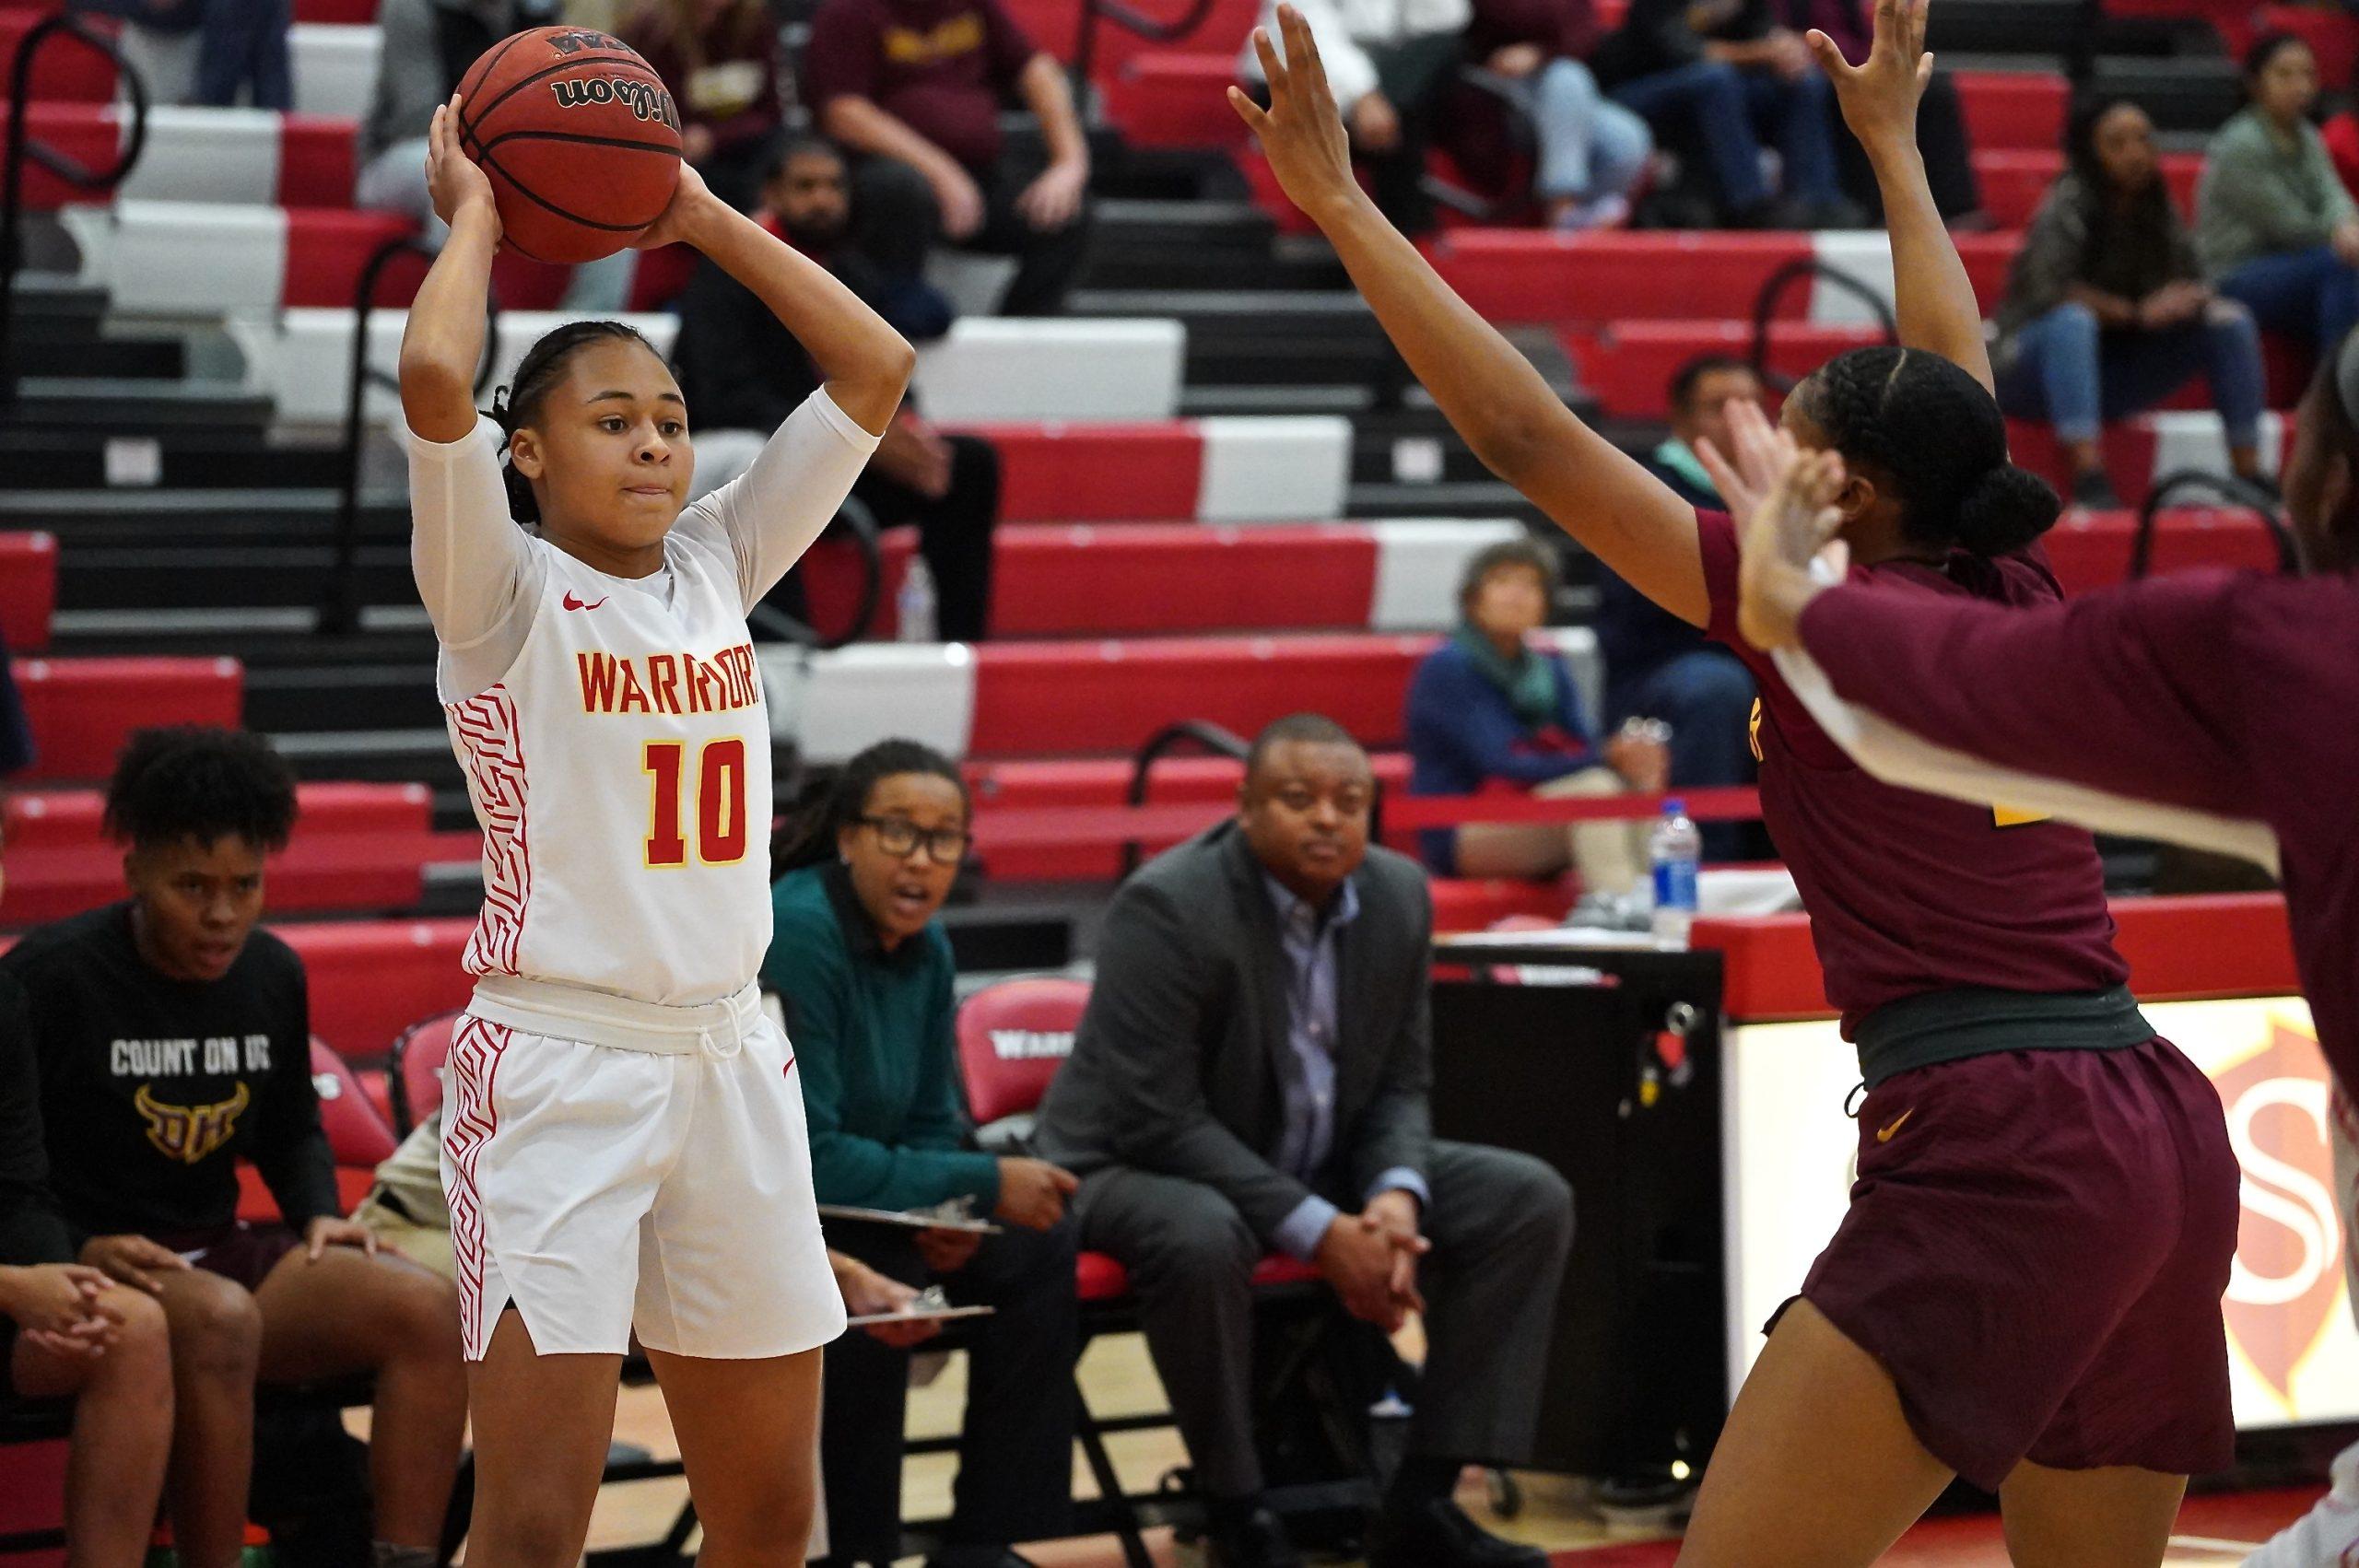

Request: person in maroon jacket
left=1731, top=324, right=2359, bottom=1568
left=621, top=0, right=791, bottom=213
left=1233, top=0, right=2238, bottom=1560
left=803, top=0, right=1091, bottom=314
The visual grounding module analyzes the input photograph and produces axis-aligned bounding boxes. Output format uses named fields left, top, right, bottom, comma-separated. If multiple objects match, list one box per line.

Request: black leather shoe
left=923, top=1549, right=1036, bottom=1568
left=1205, top=1504, right=1307, bottom=1568
left=1367, top=1495, right=1548, bottom=1568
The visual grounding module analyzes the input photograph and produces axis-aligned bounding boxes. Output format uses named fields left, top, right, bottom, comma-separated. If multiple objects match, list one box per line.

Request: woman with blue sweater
left=1405, top=539, right=1667, bottom=922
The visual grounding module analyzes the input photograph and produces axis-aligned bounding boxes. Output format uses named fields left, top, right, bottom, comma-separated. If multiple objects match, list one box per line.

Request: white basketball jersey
left=445, top=515, right=771, bottom=1008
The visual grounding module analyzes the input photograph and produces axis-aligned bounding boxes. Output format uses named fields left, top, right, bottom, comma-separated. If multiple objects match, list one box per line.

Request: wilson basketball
left=454, top=27, right=682, bottom=264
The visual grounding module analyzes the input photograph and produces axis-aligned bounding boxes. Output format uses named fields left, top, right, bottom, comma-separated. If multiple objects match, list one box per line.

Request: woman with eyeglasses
left=764, top=738, right=1083, bottom=1568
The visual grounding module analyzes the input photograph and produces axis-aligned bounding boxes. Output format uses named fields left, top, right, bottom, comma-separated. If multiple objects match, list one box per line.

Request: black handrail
left=320, top=232, right=496, bottom=635
left=1072, top=0, right=1221, bottom=90
left=749, top=494, right=886, bottom=649
left=1120, top=719, right=1247, bottom=877
left=2131, top=470, right=2297, bottom=580
left=1, top=9, right=148, bottom=405
left=1747, top=258, right=1898, bottom=393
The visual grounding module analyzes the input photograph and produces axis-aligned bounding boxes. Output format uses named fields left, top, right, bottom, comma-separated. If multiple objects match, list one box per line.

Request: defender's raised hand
left=1807, top=0, right=1932, bottom=154
left=1736, top=448, right=1850, bottom=653
left=1228, top=6, right=1360, bottom=224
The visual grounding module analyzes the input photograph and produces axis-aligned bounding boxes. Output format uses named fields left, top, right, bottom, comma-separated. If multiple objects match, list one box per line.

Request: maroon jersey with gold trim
left=1695, top=509, right=2130, bottom=1034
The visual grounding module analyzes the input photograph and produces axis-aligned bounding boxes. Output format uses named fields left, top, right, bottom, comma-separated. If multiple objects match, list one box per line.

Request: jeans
left=1611, top=58, right=1838, bottom=214
left=2217, top=243, right=2359, bottom=355
left=851, top=150, right=1092, bottom=316
left=1609, top=647, right=1757, bottom=862
left=354, top=138, right=638, bottom=311
left=1506, top=57, right=1653, bottom=205
left=194, top=0, right=290, bottom=108
left=1995, top=299, right=2265, bottom=451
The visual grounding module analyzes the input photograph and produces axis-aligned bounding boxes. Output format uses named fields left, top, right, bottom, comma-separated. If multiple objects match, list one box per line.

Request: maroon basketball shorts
left=155, top=1220, right=303, bottom=1290
left=1793, top=1036, right=2239, bottom=1490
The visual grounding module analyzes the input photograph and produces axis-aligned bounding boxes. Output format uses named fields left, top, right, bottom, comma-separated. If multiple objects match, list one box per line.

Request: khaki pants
left=1453, top=766, right=1649, bottom=896
left=353, top=1195, right=456, bottom=1285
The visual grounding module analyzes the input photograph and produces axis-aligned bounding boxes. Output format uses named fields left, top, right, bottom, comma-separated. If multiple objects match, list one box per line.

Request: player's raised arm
left=1811, top=0, right=1993, bottom=392
left=1230, top=6, right=1708, bottom=626
left=642, top=166, right=915, bottom=438
left=397, top=97, right=499, bottom=445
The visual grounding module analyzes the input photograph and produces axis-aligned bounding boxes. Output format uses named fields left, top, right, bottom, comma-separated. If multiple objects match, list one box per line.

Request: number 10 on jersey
left=643, top=738, right=749, bottom=867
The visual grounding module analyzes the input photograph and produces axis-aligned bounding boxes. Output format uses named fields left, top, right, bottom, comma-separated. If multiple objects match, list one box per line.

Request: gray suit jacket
left=1036, top=821, right=1436, bottom=1246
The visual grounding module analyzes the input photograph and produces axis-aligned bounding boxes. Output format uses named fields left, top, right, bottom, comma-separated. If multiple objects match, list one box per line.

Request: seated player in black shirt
left=0, top=728, right=465, bottom=1568
left=2, top=971, right=175, bottom=1568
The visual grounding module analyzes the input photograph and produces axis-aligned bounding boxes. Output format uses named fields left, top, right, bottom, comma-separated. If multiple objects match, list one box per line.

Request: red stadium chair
left=234, top=1039, right=397, bottom=1223
left=386, top=1010, right=462, bottom=1137
left=944, top=979, right=1364, bottom=1562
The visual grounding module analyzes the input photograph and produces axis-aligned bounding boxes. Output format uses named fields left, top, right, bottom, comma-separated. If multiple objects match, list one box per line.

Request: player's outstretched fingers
left=1228, top=84, right=1273, bottom=135
left=1252, top=26, right=1287, bottom=107
left=1278, top=6, right=1333, bottom=108
left=1806, top=27, right=1855, bottom=75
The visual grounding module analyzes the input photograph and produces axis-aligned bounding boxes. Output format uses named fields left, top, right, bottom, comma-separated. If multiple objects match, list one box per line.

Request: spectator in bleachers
left=677, top=137, right=1003, bottom=641
left=1778, top=0, right=1981, bottom=225
left=1455, top=0, right=1654, bottom=229
left=2201, top=31, right=2359, bottom=357
left=2, top=973, right=175, bottom=1568
left=355, top=0, right=637, bottom=310
left=2001, top=97, right=2270, bottom=509
left=765, top=740, right=1082, bottom=1568
left=90, top=0, right=292, bottom=111
left=1405, top=539, right=1668, bottom=926
left=1593, top=0, right=1859, bottom=228
left=0, top=728, right=465, bottom=1568
left=1613, top=355, right=1760, bottom=861
left=1239, top=0, right=1469, bottom=236
left=621, top=0, right=792, bottom=213
left=1036, top=713, right=1575, bottom=1568
left=804, top=0, right=1091, bottom=315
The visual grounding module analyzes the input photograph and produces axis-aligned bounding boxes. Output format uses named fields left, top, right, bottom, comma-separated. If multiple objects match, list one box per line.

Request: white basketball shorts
left=440, top=975, right=847, bottom=1361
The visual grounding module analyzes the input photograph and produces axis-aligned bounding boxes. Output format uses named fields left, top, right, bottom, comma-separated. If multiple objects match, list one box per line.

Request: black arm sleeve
left=252, top=965, right=340, bottom=1232
left=0, top=978, right=75, bottom=1267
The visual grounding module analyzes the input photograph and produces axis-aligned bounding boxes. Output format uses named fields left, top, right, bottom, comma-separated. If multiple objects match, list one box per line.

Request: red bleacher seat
left=955, top=975, right=1087, bottom=1124
left=1954, top=71, right=2067, bottom=155
left=1104, top=53, right=1242, bottom=149
left=293, top=0, right=376, bottom=22
left=0, top=101, right=117, bottom=208
left=968, top=634, right=1430, bottom=757
left=0, top=531, right=56, bottom=651
left=1429, top=877, right=1577, bottom=931
left=1565, top=321, right=1884, bottom=416
left=1076, top=1248, right=1323, bottom=1301
left=234, top=1038, right=398, bottom=1222
left=278, top=919, right=474, bottom=1063
left=2256, top=4, right=2356, bottom=89
left=2042, top=509, right=2283, bottom=593
left=278, top=112, right=359, bottom=207
left=13, top=657, right=241, bottom=781
left=2, top=780, right=434, bottom=923
left=0, top=8, right=117, bottom=102
left=958, top=421, right=1204, bottom=521
left=1433, top=231, right=1818, bottom=324
left=1976, top=147, right=2204, bottom=230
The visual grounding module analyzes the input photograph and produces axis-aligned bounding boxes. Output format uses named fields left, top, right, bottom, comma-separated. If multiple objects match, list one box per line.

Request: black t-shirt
left=0, top=977, right=72, bottom=1269
left=0, top=904, right=336, bottom=1241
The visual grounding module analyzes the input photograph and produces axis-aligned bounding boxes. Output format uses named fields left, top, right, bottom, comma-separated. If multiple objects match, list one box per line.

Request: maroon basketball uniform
left=1695, top=509, right=2239, bottom=1486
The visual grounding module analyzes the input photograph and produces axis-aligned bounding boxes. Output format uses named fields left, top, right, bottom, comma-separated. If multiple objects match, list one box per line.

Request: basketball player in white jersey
left=399, top=96, right=912, bottom=1567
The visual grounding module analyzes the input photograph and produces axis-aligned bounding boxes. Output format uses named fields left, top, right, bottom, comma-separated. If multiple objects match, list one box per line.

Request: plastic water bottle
left=1649, top=797, right=1701, bottom=948
left=897, top=556, right=937, bottom=643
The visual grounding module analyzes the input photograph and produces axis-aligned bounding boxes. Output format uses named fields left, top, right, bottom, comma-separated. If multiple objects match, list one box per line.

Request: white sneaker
left=2244, top=1442, right=2359, bottom=1566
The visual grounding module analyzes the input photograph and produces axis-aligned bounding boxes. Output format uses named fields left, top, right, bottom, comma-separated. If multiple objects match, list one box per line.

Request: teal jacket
left=764, top=863, right=1001, bottom=1212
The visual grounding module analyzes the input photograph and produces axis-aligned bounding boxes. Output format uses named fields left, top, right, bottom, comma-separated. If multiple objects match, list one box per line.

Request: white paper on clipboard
left=845, top=1304, right=997, bottom=1327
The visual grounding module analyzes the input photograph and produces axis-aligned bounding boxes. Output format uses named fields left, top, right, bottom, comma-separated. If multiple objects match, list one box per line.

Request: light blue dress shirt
left=1262, top=873, right=1431, bottom=1259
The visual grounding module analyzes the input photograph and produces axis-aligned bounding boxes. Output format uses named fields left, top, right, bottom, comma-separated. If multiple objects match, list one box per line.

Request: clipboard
left=817, top=1203, right=1002, bottom=1235
left=846, top=1304, right=996, bottom=1327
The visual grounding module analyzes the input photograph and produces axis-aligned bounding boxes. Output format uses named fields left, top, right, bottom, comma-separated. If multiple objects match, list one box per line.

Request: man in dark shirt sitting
left=802, top=0, right=1091, bottom=315
left=679, top=137, right=1004, bottom=643
left=1599, top=354, right=1761, bottom=860
left=1, top=728, right=465, bottom=1568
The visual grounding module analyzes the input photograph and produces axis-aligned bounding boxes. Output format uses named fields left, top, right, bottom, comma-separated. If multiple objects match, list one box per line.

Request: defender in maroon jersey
left=1231, top=0, right=2239, bottom=1557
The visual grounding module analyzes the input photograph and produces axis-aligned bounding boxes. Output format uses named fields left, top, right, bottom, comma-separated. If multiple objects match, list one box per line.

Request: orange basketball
left=454, top=27, right=682, bottom=264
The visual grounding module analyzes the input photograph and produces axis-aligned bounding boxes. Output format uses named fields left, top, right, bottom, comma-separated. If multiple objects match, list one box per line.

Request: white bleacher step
left=227, top=309, right=681, bottom=427
left=913, top=318, right=1184, bottom=422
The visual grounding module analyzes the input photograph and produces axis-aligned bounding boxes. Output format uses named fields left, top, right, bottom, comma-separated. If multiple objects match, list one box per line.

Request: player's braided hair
left=490, top=319, right=662, bottom=527
left=770, top=739, right=971, bottom=880
left=1795, top=346, right=2061, bottom=557
left=103, top=726, right=299, bottom=853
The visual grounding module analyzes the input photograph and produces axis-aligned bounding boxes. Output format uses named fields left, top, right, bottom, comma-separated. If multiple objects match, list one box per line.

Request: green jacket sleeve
left=768, top=907, right=999, bottom=1212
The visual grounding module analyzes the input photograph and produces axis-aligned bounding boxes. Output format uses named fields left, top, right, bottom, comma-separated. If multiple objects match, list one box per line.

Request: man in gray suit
left=1036, top=714, right=1574, bottom=1568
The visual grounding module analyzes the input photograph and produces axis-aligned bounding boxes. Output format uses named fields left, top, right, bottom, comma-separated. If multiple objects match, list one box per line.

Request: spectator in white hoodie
left=1239, top=0, right=1467, bottom=233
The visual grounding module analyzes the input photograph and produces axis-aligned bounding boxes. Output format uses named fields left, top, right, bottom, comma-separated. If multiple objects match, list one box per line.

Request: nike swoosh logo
left=1876, top=1108, right=1915, bottom=1142
left=562, top=592, right=607, bottom=611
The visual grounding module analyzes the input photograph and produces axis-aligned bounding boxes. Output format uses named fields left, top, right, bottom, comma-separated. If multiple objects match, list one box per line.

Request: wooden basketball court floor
left=416, top=1329, right=2319, bottom=1566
